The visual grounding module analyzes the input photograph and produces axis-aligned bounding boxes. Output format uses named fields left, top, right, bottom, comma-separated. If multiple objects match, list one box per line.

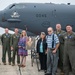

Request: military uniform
left=1, top=33, right=11, bottom=64
left=10, top=33, right=20, bottom=65
left=54, top=30, right=65, bottom=70
left=63, top=32, right=75, bottom=75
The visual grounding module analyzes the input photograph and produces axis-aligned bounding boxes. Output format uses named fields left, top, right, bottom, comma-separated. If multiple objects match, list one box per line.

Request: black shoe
left=9, top=62, right=11, bottom=65
left=45, top=73, right=51, bottom=75
left=44, top=70, right=47, bottom=73
left=61, top=72, right=64, bottom=75
left=40, top=69, right=44, bottom=71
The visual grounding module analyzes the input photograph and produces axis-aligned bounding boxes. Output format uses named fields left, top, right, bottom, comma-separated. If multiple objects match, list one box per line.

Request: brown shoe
left=22, top=65, right=26, bottom=68
left=3, top=63, right=6, bottom=65
left=18, top=64, right=22, bottom=67
left=61, top=72, right=64, bottom=75
left=19, top=64, right=23, bottom=67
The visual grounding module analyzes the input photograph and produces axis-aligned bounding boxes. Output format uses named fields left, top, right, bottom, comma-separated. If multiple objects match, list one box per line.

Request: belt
left=48, top=48, right=55, bottom=50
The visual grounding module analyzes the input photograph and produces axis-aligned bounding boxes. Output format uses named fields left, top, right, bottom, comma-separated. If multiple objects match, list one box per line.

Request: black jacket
left=36, top=38, right=47, bottom=54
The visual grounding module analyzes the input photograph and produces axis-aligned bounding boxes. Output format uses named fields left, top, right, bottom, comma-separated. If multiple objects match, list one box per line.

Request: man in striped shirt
left=45, top=27, right=59, bottom=75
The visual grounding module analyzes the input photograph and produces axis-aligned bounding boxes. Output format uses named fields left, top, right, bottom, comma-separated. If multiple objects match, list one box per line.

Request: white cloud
left=0, top=27, right=14, bottom=35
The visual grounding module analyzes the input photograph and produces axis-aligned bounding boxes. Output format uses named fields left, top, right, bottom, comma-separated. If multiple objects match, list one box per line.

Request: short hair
left=47, top=27, right=53, bottom=31
left=15, top=28, right=18, bottom=29
left=66, top=24, right=72, bottom=27
left=56, top=23, right=61, bottom=26
left=5, top=28, right=9, bottom=30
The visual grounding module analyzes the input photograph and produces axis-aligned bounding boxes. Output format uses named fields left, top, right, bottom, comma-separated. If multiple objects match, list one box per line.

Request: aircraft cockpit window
left=16, top=5, right=26, bottom=9
left=5, top=4, right=26, bottom=10
left=9, top=4, right=16, bottom=9
left=4, top=4, right=15, bottom=10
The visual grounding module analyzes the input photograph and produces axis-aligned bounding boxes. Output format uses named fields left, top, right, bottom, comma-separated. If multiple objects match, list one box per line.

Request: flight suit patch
left=69, top=36, right=72, bottom=39
left=67, top=36, right=72, bottom=39
left=4, top=36, right=6, bottom=38
left=65, top=36, right=67, bottom=39
left=58, top=34, right=61, bottom=36
left=14, top=36, right=16, bottom=38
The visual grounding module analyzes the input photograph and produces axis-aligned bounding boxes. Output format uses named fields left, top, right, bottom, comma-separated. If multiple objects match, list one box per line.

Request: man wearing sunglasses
left=45, top=27, right=59, bottom=75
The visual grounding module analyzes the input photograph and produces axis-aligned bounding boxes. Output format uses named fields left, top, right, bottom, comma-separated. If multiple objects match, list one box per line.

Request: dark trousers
left=12, top=47, right=20, bottom=64
left=2, top=46, right=11, bottom=63
left=39, top=53, right=47, bottom=70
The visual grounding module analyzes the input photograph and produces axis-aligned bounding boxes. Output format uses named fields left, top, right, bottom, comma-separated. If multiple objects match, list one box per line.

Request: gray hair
left=41, top=32, right=46, bottom=35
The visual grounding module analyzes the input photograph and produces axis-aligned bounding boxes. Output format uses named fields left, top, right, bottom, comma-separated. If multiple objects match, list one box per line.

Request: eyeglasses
left=48, top=31, right=52, bottom=32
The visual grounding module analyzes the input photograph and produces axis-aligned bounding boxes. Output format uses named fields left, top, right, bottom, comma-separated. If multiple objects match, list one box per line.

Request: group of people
left=1, top=28, right=28, bottom=67
left=36, top=24, right=75, bottom=75
left=1, top=23, right=75, bottom=75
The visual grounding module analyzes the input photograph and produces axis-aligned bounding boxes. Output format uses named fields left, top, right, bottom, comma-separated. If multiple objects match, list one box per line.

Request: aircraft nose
left=0, top=11, right=2, bottom=22
left=0, top=12, right=2, bottom=27
left=0, top=11, right=3, bottom=22
left=0, top=11, right=4, bottom=27
left=0, top=11, right=5, bottom=22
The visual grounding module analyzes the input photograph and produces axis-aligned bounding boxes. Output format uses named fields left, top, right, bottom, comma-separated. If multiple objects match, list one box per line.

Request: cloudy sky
left=0, top=0, right=75, bottom=10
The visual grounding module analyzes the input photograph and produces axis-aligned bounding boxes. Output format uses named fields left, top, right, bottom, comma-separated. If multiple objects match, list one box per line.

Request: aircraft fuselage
left=0, top=3, right=75, bottom=35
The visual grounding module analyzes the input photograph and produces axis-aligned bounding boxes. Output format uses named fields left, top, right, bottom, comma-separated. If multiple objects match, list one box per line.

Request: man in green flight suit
left=11, top=28, right=20, bottom=66
left=55, top=24, right=65, bottom=73
left=62, top=25, right=75, bottom=75
left=1, top=28, right=11, bottom=65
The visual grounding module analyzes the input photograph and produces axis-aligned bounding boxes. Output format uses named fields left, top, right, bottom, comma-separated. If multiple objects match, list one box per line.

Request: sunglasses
left=48, top=31, right=52, bottom=32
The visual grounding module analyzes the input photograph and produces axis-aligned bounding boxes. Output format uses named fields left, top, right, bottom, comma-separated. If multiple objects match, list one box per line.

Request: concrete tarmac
left=0, top=45, right=63, bottom=75
left=0, top=45, right=45, bottom=75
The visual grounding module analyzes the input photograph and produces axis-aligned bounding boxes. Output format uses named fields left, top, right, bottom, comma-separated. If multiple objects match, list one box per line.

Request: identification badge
left=4, top=36, right=6, bottom=38
left=14, top=36, right=16, bottom=38
left=65, top=36, right=67, bottom=39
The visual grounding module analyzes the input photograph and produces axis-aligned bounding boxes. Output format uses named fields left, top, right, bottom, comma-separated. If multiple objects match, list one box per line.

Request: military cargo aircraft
left=0, top=3, right=75, bottom=35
